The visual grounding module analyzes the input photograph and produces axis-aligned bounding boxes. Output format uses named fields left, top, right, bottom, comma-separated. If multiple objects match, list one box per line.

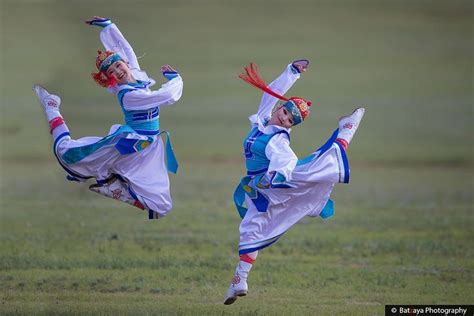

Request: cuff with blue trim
left=89, top=18, right=112, bottom=28
left=290, top=64, right=300, bottom=74
left=162, top=71, right=179, bottom=81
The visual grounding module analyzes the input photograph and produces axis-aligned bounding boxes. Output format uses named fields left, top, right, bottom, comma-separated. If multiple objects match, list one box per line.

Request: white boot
left=224, top=274, right=248, bottom=305
left=89, top=176, right=145, bottom=210
left=224, top=260, right=253, bottom=305
left=32, top=84, right=62, bottom=121
left=337, top=107, right=365, bottom=144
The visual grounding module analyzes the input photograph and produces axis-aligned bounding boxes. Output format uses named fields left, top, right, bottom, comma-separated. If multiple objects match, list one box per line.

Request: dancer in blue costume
left=224, top=60, right=365, bottom=304
left=33, top=16, right=183, bottom=219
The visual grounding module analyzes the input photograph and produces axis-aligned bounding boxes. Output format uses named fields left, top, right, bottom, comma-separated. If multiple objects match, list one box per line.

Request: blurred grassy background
left=0, top=0, right=473, bottom=315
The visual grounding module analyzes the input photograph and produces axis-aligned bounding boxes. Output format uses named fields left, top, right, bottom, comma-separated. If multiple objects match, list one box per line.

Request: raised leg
left=336, top=107, right=365, bottom=150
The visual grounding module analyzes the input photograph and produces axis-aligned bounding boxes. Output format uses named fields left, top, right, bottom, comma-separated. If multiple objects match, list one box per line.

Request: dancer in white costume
left=224, top=60, right=365, bottom=304
left=32, top=16, right=183, bottom=219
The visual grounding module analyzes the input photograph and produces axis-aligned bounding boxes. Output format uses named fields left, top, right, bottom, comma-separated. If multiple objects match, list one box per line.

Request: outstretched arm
left=86, top=16, right=140, bottom=70
left=121, top=66, right=183, bottom=111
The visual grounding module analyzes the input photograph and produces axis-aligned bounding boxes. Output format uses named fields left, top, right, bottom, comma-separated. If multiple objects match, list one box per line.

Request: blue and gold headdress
left=91, top=50, right=123, bottom=88
left=95, top=50, right=123, bottom=72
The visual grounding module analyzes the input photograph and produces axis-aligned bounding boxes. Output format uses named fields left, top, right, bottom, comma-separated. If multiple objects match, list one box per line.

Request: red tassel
left=239, top=63, right=289, bottom=101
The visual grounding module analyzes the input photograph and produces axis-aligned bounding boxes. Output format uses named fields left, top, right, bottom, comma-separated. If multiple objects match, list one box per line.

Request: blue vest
left=234, top=127, right=337, bottom=221
left=243, top=127, right=290, bottom=176
left=116, top=81, right=160, bottom=135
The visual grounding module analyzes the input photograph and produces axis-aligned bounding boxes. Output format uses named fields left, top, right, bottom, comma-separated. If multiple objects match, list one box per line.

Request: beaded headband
left=96, top=50, right=123, bottom=72
left=91, top=50, right=123, bottom=88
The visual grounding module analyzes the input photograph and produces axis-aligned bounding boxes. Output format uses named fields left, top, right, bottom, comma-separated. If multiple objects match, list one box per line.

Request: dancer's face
left=268, top=106, right=294, bottom=128
left=106, top=61, right=134, bottom=85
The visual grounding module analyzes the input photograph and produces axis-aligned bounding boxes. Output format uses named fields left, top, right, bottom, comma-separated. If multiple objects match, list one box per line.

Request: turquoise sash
left=158, top=131, right=178, bottom=174
left=233, top=176, right=334, bottom=220
left=61, top=126, right=178, bottom=174
left=233, top=176, right=269, bottom=219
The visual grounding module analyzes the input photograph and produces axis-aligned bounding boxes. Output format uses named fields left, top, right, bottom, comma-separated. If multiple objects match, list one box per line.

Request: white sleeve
left=100, top=23, right=140, bottom=70
left=257, top=64, right=300, bottom=121
left=122, top=76, right=183, bottom=111
left=265, top=133, right=298, bottom=182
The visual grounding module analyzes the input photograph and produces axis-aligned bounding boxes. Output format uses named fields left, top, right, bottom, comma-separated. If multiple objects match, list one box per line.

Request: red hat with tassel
left=239, top=63, right=312, bottom=125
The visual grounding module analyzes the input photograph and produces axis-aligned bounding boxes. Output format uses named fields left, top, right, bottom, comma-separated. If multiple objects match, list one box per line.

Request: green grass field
left=1, top=0, right=473, bottom=315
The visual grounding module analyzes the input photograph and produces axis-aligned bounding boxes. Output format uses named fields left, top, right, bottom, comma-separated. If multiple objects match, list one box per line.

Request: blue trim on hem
left=316, top=128, right=339, bottom=156
left=53, top=132, right=91, bottom=180
left=335, top=142, right=350, bottom=183
left=297, top=129, right=339, bottom=166
left=96, top=178, right=110, bottom=185
left=148, top=209, right=160, bottom=220
left=128, top=188, right=138, bottom=201
left=66, top=175, right=80, bottom=182
left=53, top=132, right=70, bottom=151
left=238, top=236, right=283, bottom=255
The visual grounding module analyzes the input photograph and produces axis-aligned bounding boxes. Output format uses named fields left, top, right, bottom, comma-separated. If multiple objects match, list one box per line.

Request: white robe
left=54, top=23, right=183, bottom=217
left=237, top=64, right=349, bottom=254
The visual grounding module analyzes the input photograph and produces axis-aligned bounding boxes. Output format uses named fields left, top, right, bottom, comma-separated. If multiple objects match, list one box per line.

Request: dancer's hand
left=291, top=59, right=310, bottom=74
left=85, top=16, right=112, bottom=28
left=160, top=65, right=177, bottom=73
left=161, top=65, right=179, bottom=80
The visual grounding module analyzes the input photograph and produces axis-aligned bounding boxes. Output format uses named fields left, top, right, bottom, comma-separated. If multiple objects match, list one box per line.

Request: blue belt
left=233, top=175, right=335, bottom=220
left=113, top=129, right=178, bottom=174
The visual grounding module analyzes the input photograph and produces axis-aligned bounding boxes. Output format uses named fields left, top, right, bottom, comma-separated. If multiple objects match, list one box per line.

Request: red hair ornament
left=91, top=50, right=122, bottom=88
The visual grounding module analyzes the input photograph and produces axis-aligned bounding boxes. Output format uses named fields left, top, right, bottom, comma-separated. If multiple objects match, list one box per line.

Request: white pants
left=55, top=124, right=172, bottom=216
left=238, top=142, right=348, bottom=254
